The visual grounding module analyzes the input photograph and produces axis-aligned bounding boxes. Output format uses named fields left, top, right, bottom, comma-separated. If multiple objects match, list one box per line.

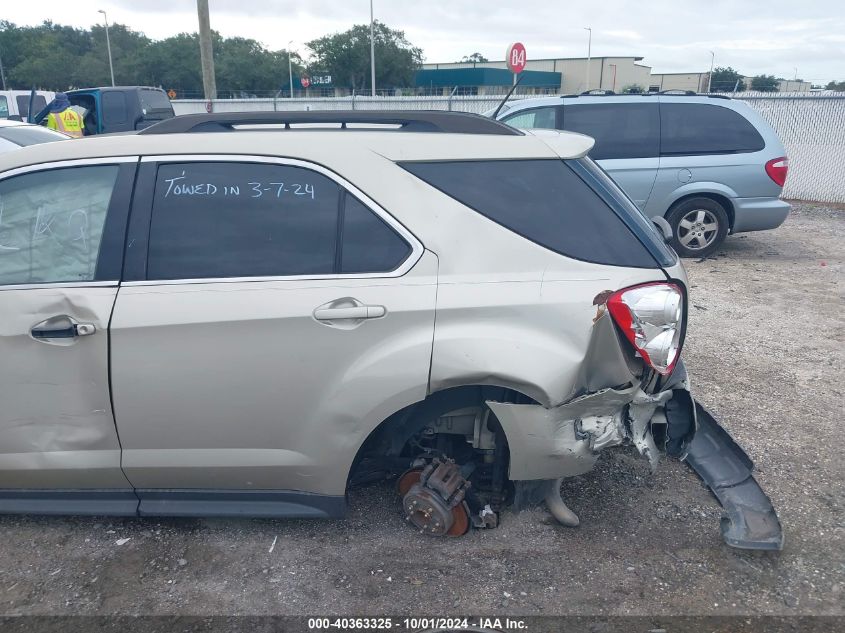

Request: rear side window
left=15, top=95, right=47, bottom=119
left=660, top=103, right=765, bottom=155
left=502, top=106, right=557, bottom=130
left=0, top=165, right=119, bottom=285
left=562, top=103, right=659, bottom=159
left=102, top=91, right=128, bottom=125
left=147, top=163, right=340, bottom=280
left=139, top=89, right=174, bottom=114
left=340, top=193, right=411, bottom=274
left=401, top=159, right=657, bottom=268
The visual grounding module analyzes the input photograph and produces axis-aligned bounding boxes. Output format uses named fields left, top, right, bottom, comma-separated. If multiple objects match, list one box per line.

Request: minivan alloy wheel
left=677, top=208, right=719, bottom=250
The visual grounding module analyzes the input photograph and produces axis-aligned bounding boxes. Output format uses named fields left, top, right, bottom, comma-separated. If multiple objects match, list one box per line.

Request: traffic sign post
left=506, top=42, right=527, bottom=86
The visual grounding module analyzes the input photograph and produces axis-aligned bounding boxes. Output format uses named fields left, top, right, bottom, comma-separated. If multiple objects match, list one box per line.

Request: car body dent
left=483, top=307, right=691, bottom=481
left=0, top=285, right=129, bottom=489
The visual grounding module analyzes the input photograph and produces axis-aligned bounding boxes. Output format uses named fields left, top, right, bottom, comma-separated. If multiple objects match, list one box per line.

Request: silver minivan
left=496, top=94, right=790, bottom=257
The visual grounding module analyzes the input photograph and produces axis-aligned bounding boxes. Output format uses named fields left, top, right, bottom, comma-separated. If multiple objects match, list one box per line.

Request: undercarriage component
left=684, top=401, right=784, bottom=551
left=543, top=477, right=580, bottom=527
left=402, top=459, right=470, bottom=537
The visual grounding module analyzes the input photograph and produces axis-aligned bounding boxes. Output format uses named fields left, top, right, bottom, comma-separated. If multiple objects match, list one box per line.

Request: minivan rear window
left=660, top=103, right=765, bottom=155
left=401, top=159, right=659, bottom=268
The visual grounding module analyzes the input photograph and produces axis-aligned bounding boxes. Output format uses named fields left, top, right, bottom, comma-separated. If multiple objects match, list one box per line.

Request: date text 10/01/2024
left=307, top=617, right=528, bottom=631
left=162, top=172, right=317, bottom=200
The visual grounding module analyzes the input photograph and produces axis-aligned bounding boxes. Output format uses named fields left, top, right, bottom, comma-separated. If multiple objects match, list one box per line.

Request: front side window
left=502, top=106, right=557, bottom=130
left=0, top=96, right=8, bottom=119
left=148, top=162, right=341, bottom=280
left=0, top=165, right=119, bottom=285
left=660, top=103, right=765, bottom=155
left=401, top=159, right=657, bottom=268
left=561, top=103, right=660, bottom=159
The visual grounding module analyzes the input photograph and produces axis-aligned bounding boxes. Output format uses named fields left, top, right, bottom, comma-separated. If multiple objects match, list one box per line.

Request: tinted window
left=15, top=95, right=47, bottom=119
left=102, top=91, right=128, bottom=125
left=341, top=193, right=411, bottom=273
left=139, top=89, right=174, bottom=114
left=0, top=96, right=8, bottom=118
left=502, top=106, right=557, bottom=130
left=402, top=159, right=657, bottom=268
left=147, top=163, right=340, bottom=280
left=660, top=103, right=765, bottom=155
left=0, top=165, right=118, bottom=285
left=0, top=125, right=68, bottom=146
left=562, top=103, right=659, bottom=159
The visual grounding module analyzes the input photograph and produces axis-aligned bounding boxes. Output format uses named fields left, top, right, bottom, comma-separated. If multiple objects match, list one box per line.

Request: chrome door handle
left=313, top=305, right=386, bottom=321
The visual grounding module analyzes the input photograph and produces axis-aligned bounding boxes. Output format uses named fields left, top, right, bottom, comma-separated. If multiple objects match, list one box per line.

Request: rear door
left=0, top=159, right=136, bottom=508
left=560, top=100, right=660, bottom=209
left=110, top=156, right=436, bottom=510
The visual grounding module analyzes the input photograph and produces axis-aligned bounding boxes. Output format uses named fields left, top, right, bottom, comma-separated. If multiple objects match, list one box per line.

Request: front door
left=0, top=160, right=136, bottom=511
left=110, top=158, right=436, bottom=512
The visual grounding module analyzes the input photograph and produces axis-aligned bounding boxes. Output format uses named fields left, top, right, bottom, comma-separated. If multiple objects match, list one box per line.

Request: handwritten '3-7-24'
left=163, top=172, right=316, bottom=200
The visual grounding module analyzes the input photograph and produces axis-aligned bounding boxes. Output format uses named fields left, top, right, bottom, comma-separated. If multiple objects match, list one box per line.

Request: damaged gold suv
left=0, top=112, right=781, bottom=550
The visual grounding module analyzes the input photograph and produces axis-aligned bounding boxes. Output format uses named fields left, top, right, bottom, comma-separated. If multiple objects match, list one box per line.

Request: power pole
left=369, top=0, right=376, bottom=96
left=584, top=27, right=592, bottom=92
left=196, top=0, right=217, bottom=100
left=0, top=49, right=6, bottom=91
left=707, top=50, right=714, bottom=93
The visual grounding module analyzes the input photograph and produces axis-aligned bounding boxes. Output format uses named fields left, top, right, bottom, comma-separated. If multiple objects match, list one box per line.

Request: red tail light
left=607, top=282, right=684, bottom=376
left=765, top=157, right=788, bottom=187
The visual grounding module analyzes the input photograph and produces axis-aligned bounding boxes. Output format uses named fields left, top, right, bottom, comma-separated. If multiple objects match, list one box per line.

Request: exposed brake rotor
left=399, top=459, right=471, bottom=537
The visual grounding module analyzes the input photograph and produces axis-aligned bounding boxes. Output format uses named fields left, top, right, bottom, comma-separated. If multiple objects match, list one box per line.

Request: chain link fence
left=173, top=92, right=845, bottom=203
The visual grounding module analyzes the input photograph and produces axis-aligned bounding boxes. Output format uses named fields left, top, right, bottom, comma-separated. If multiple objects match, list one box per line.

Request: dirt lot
left=0, top=202, right=842, bottom=619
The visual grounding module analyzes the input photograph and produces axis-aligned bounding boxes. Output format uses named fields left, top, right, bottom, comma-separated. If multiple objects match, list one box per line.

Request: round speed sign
left=506, top=42, right=527, bottom=74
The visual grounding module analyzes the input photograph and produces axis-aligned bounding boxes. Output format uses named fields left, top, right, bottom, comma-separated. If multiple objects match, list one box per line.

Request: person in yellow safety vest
left=45, top=93, right=84, bottom=138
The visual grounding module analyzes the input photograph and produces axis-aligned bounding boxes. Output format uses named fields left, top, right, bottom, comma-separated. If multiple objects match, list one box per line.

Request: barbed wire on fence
left=172, top=92, right=845, bottom=204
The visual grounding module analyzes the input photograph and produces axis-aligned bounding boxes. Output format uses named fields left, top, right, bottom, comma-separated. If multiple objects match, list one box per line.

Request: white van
left=0, top=90, right=55, bottom=122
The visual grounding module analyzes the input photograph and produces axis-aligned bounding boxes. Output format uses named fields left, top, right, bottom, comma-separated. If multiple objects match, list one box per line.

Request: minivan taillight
left=607, top=282, right=684, bottom=375
left=765, top=157, right=788, bottom=187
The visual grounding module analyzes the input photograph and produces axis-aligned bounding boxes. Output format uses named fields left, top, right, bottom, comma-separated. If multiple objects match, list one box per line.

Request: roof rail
left=139, top=111, right=522, bottom=136
left=581, top=89, right=617, bottom=95
left=658, top=89, right=697, bottom=95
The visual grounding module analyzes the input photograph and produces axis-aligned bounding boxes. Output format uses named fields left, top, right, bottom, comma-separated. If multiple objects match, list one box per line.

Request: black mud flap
left=684, top=402, right=784, bottom=551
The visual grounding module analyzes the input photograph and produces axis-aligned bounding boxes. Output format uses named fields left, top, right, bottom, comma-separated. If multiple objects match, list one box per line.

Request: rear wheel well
left=347, top=385, right=535, bottom=490
left=667, top=192, right=735, bottom=232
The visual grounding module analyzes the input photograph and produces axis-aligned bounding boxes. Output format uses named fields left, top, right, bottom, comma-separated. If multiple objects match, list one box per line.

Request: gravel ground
left=0, top=202, right=842, bottom=619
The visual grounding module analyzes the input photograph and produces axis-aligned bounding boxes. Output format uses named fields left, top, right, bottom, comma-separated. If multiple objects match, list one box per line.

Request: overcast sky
left=4, top=1, right=844, bottom=83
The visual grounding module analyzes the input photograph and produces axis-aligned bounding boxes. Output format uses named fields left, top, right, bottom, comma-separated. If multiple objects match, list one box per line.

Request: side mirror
left=651, top=216, right=672, bottom=243
left=7, top=115, right=23, bottom=122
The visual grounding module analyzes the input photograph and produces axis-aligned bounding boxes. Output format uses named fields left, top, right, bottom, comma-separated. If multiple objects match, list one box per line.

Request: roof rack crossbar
left=139, top=111, right=522, bottom=136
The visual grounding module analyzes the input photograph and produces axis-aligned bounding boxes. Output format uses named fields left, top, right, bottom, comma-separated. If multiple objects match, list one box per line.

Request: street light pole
left=584, top=27, right=592, bottom=92
left=98, top=9, right=115, bottom=87
left=288, top=41, right=295, bottom=98
left=369, top=0, right=376, bottom=96
left=707, top=50, right=715, bottom=93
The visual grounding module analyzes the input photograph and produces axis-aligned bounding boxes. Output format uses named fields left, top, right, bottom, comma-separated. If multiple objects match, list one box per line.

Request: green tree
left=825, top=80, right=845, bottom=91
left=307, top=21, right=422, bottom=92
left=460, top=53, right=488, bottom=64
left=709, top=66, right=746, bottom=92
left=750, top=74, right=779, bottom=92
